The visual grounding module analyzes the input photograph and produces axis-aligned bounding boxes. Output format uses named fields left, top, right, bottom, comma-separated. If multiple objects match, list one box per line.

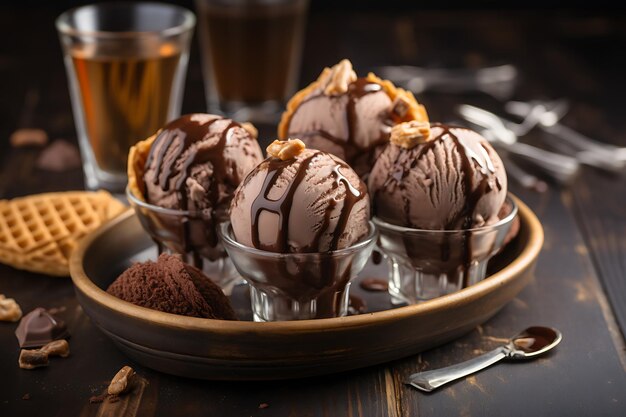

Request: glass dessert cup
left=126, top=187, right=241, bottom=294
left=219, top=221, right=377, bottom=322
left=374, top=196, right=518, bottom=305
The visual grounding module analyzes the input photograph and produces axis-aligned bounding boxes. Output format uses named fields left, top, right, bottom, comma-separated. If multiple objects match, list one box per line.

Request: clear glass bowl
left=219, top=221, right=377, bottom=321
left=126, top=187, right=241, bottom=294
left=373, top=196, right=518, bottom=305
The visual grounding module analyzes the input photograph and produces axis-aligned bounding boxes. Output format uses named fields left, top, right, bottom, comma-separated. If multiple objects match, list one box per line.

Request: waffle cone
left=0, top=191, right=126, bottom=276
left=127, top=134, right=157, bottom=201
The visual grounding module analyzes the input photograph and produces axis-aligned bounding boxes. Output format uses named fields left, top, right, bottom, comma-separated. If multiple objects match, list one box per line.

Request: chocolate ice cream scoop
left=278, top=59, right=428, bottom=177
left=127, top=114, right=263, bottom=265
left=140, top=114, right=263, bottom=213
left=369, top=122, right=507, bottom=230
left=107, top=253, right=237, bottom=320
left=230, top=140, right=370, bottom=253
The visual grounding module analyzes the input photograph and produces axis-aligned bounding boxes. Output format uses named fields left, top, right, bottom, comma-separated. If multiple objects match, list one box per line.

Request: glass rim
left=56, top=2, right=196, bottom=40
left=372, top=194, right=518, bottom=234
left=219, top=221, right=378, bottom=259
left=126, top=186, right=198, bottom=217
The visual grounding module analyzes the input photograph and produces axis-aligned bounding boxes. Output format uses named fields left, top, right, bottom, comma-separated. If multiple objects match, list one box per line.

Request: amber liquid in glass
left=198, top=2, right=305, bottom=104
left=71, top=44, right=181, bottom=175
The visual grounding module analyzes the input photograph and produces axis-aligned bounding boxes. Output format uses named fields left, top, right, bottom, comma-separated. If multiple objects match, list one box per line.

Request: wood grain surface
left=1, top=6, right=625, bottom=417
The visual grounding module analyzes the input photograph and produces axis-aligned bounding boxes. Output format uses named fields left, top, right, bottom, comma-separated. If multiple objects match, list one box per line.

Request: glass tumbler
left=127, top=188, right=241, bottom=294
left=57, top=3, right=195, bottom=192
left=195, top=0, right=308, bottom=123
left=220, top=221, right=377, bottom=321
left=374, top=196, right=518, bottom=305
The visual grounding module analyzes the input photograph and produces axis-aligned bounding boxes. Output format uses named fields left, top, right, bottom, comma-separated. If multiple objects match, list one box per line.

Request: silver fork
left=458, top=104, right=580, bottom=184
left=506, top=100, right=626, bottom=172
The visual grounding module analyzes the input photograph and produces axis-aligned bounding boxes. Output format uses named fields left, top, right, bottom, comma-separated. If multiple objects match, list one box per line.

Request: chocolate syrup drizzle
left=375, top=123, right=500, bottom=288
left=145, top=114, right=240, bottom=211
left=248, top=150, right=367, bottom=253
left=378, top=123, right=497, bottom=230
left=143, top=115, right=244, bottom=267
left=288, top=78, right=392, bottom=165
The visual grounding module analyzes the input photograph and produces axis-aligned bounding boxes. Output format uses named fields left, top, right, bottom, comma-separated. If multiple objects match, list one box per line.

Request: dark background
left=1, top=2, right=626, bottom=416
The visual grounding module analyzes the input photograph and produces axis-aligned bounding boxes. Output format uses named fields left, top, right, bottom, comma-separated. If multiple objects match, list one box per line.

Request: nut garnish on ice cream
left=230, top=147, right=370, bottom=253
left=321, top=59, right=357, bottom=96
left=369, top=123, right=507, bottom=230
left=390, top=121, right=432, bottom=149
left=266, top=139, right=306, bottom=160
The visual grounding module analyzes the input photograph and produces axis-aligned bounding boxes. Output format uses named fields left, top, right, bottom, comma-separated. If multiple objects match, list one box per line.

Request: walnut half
left=108, top=366, right=136, bottom=396
left=390, top=121, right=432, bottom=149
left=0, top=294, right=22, bottom=322
left=266, top=139, right=306, bottom=160
left=321, top=59, right=357, bottom=96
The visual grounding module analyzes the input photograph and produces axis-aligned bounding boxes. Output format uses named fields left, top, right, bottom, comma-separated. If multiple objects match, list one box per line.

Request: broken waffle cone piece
left=127, top=134, right=157, bottom=201
left=0, top=191, right=126, bottom=276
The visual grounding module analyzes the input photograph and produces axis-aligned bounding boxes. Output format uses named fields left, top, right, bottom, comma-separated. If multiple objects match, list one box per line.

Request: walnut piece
left=322, top=59, right=357, bottom=96
left=19, top=349, right=49, bottom=370
left=266, top=139, right=306, bottom=160
left=108, top=366, right=135, bottom=396
left=0, top=294, right=22, bottom=322
left=40, top=340, right=70, bottom=358
left=10, top=128, right=48, bottom=147
left=390, top=121, right=432, bottom=149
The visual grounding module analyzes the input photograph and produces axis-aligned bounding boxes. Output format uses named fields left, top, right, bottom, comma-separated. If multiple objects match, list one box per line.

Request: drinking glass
left=57, top=3, right=195, bottom=192
left=195, top=0, right=308, bottom=123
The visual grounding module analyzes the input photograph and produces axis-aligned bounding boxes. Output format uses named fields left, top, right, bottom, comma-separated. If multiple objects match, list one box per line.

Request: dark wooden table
left=2, top=5, right=626, bottom=417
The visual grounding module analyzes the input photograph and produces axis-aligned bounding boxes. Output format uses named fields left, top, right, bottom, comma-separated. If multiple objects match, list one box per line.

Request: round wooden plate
left=70, top=195, right=542, bottom=380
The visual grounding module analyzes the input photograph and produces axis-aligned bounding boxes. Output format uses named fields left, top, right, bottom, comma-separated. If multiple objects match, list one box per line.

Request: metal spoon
left=406, top=326, right=562, bottom=392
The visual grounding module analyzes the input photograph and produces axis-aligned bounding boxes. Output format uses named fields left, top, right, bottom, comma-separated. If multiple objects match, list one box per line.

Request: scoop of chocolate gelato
left=230, top=141, right=370, bottom=253
left=143, top=114, right=263, bottom=214
left=279, top=59, right=427, bottom=177
left=368, top=123, right=507, bottom=230
left=107, top=254, right=237, bottom=320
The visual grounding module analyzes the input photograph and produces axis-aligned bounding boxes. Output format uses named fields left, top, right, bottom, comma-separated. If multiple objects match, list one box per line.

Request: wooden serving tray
left=69, top=195, right=542, bottom=380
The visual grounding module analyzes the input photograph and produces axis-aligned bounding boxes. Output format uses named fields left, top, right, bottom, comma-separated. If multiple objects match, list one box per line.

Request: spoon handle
left=406, top=346, right=510, bottom=392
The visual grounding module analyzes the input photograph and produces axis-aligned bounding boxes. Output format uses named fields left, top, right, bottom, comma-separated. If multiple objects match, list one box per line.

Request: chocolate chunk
left=36, top=139, right=81, bottom=172
left=15, top=308, right=69, bottom=348
left=89, top=394, right=107, bottom=404
left=359, top=278, right=389, bottom=292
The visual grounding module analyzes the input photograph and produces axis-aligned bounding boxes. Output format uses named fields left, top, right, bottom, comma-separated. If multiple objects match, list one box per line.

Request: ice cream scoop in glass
left=222, top=139, right=376, bottom=321
left=126, top=113, right=264, bottom=293
left=369, top=121, right=517, bottom=304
